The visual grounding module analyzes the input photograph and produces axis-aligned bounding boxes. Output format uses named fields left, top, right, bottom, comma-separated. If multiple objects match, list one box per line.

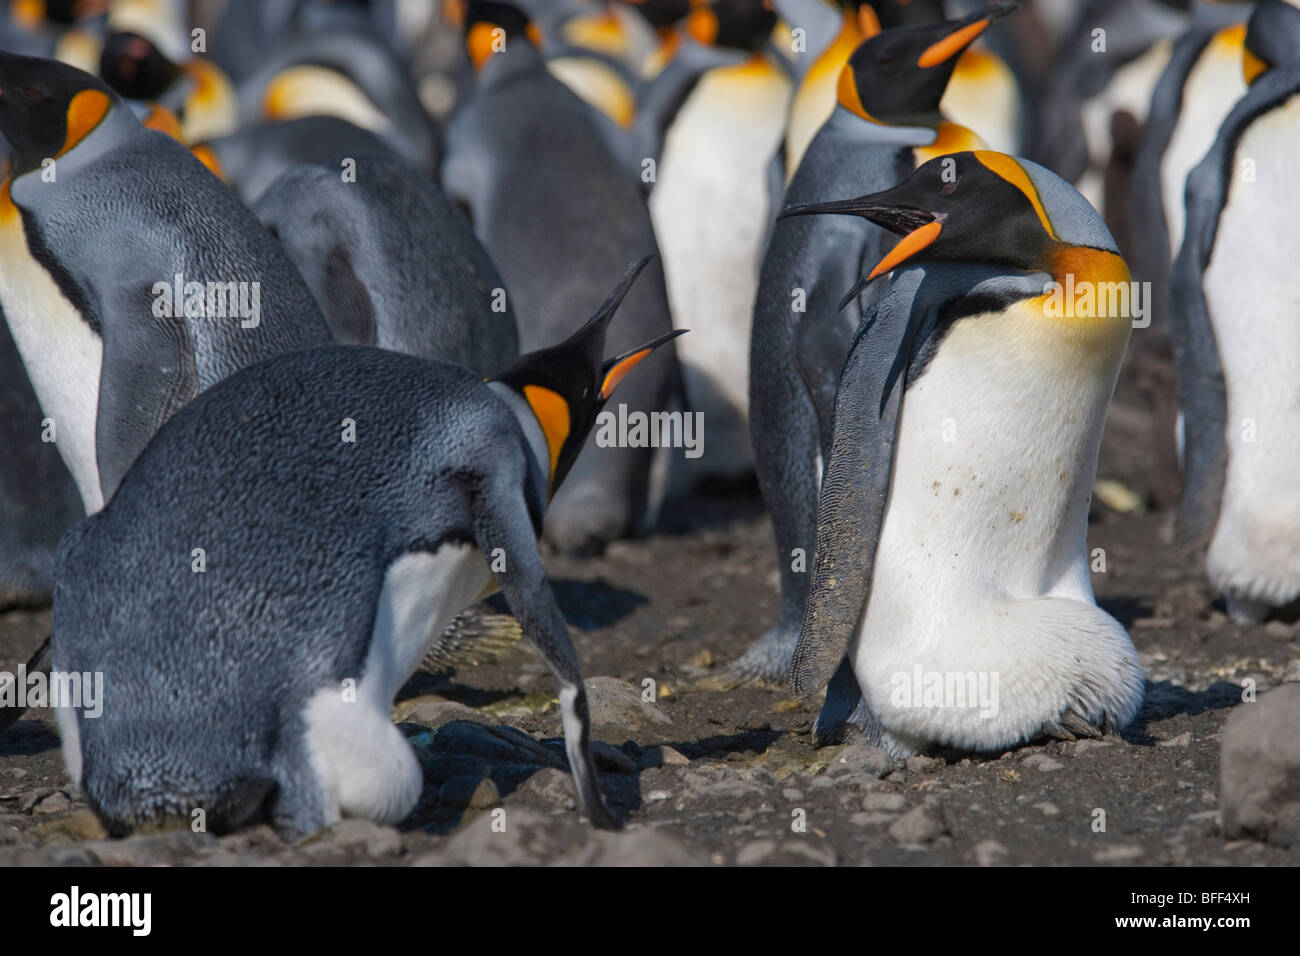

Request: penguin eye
left=21, top=87, right=44, bottom=101
left=939, top=182, right=957, bottom=196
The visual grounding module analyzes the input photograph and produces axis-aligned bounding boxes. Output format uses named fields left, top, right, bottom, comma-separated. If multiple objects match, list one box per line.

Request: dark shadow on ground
left=0, top=717, right=58, bottom=758
left=1122, top=678, right=1243, bottom=745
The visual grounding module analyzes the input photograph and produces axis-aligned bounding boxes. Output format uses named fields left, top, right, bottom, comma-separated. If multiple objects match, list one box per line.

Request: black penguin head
left=856, top=0, right=948, bottom=33
left=0, top=51, right=117, bottom=176
left=837, top=2, right=1017, bottom=126
left=99, top=31, right=183, bottom=101
left=463, top=1, right=541, bottom=70
left=616, top=0, right=692, bottom=31
left=1244, top=0, right=1300, bottom=82
left=781, top=150, right=1066, bottom=306
left=686, top=0, right=777, bottom=52
left=491, top=256, right=685, bottom=495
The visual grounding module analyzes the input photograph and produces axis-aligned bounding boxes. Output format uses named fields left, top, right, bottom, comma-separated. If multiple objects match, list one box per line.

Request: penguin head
left=491, top=256, right=685, bottom=494
left=686, top=0, right=778, bottom=52
left=782, top=150, right=1121, bottom=307
left=617, top=0, right=692, bottom=32
left=0, top=51, right=117, bottom=176
left=1244, top=0, right=1300, bottom=83
left=464, top=1, right=542, bottom=70
left=99, top=31, right=183, bottom=101
left=837, top=2, right=1017, bottom=126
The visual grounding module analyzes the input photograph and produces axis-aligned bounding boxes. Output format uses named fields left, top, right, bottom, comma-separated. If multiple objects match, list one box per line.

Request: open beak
left=780, top=197, right=944, bottom=307
left=600, top=328, right=686, bottom=400
left=916, top=2, right=1018, bottom=69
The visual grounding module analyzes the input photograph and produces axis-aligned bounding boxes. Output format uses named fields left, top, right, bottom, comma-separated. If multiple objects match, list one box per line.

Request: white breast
left=649, top=59, right=792, bottom=473
left=1160, top=30, right=1247, bottom=258
left=0, top=185, right=104, bottom=513
left=1203, top=92, right=1300, bottom=607
left=853, top=304, right=1138, bottom=751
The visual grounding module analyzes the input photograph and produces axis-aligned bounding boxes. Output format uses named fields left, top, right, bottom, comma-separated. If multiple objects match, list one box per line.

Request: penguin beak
left=578, top=253, right=658, bottom=338
left=599, top=328, right=686, bottom=400
left=916, top=2, right=1018, bottom=69
left=780, top=197, right=945, bottom=309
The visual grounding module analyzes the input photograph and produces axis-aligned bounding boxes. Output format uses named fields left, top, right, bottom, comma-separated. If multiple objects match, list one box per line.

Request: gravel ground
left=2, top=367, right=1298, bottom=866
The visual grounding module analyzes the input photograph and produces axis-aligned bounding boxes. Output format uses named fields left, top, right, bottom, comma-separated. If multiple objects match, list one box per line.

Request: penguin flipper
left=471, top=474, right=618, bottom=830
left=94, top=308, right=198, bottom=502
left=789, top=271, right=931, bottom=701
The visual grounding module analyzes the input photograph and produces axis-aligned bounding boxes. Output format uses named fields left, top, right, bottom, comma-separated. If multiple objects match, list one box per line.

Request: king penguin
left=1029, top=0, right=1186, bottom=211
left=252, top=139, right=520, bottom=376
left=728, top=5, right=1016, bottom=685
left=1168, top=10, right=1300, bottom=624
left=780, top=151, right=1145, bottom=755
left=443, top=1, right=681, bottom=556
left=648, top=0, right=793, bottom=482
left=1125, top=0, right=1252, bottom=509
left=52, top=259, right=682, bottom=836
left=0, top=51, right=333, bottom=512
left=97, top=29, right=237, bottom=143
left=236, top=22, right=438, bottom=171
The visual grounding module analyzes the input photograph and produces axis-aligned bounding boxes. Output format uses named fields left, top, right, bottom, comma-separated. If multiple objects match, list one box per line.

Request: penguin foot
left=708, top=628, right=798, bottom=689
left=1224, top=594, right=1272, bottom=626
left=1036, top=709, right=1105, bottom=743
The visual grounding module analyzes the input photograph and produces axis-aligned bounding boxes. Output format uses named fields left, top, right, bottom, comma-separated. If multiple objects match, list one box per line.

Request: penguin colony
left=0, top=0, right=1295, bottom=838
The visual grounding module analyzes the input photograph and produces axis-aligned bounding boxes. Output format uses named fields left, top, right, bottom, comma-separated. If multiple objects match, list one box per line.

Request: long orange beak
left=917, top=19, right=989, bottom=68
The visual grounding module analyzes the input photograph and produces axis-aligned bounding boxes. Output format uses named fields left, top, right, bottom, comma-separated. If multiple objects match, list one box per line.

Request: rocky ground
left=2, top=371, right=1298, bottom=866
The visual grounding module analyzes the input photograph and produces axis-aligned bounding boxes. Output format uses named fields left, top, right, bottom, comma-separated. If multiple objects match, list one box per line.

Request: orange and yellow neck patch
left=59, top=89, right=111, bottom=157
left=522, top=384, right=570, bottom=488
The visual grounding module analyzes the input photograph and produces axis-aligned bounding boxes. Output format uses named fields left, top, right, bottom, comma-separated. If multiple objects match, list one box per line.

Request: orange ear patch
left=522, top=385, right=571, bottom=482
left=836, top=62, right=874, bottom=122
left=59, top=89, right=111, bottom=157
left=868, top=220, right=942, bottom=281
left=917, top=19, right=988, bottom=69
left=600, top=349, right=652, bottom=400
left=468, top=21, right=503, bottom=70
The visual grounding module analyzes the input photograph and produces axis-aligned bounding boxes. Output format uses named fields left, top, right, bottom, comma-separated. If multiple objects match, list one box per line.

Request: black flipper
left=790, top=268, right=934, bottom=701
left=94, top=298, right=198, bottom=504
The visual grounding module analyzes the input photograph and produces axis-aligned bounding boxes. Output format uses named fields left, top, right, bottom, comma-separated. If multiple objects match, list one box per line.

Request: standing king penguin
left=783, top=152, right=1144, bottom=754
left=1126, top=0, right=1252, bottom=509
left=443, top=1, right=680, bottom=556
left=729, top=4, right=1016, bottom=685
left=1169, top=2, right=1300, bottom=624
left=53, top=259, right=682, bottom=836
left=648, top=0, right=793, bottom=482
left=0, top=52, right=333, bottom=512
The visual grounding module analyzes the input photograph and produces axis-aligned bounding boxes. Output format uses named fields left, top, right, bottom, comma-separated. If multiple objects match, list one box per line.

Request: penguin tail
left=419, top=603, right=525, bottom=675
